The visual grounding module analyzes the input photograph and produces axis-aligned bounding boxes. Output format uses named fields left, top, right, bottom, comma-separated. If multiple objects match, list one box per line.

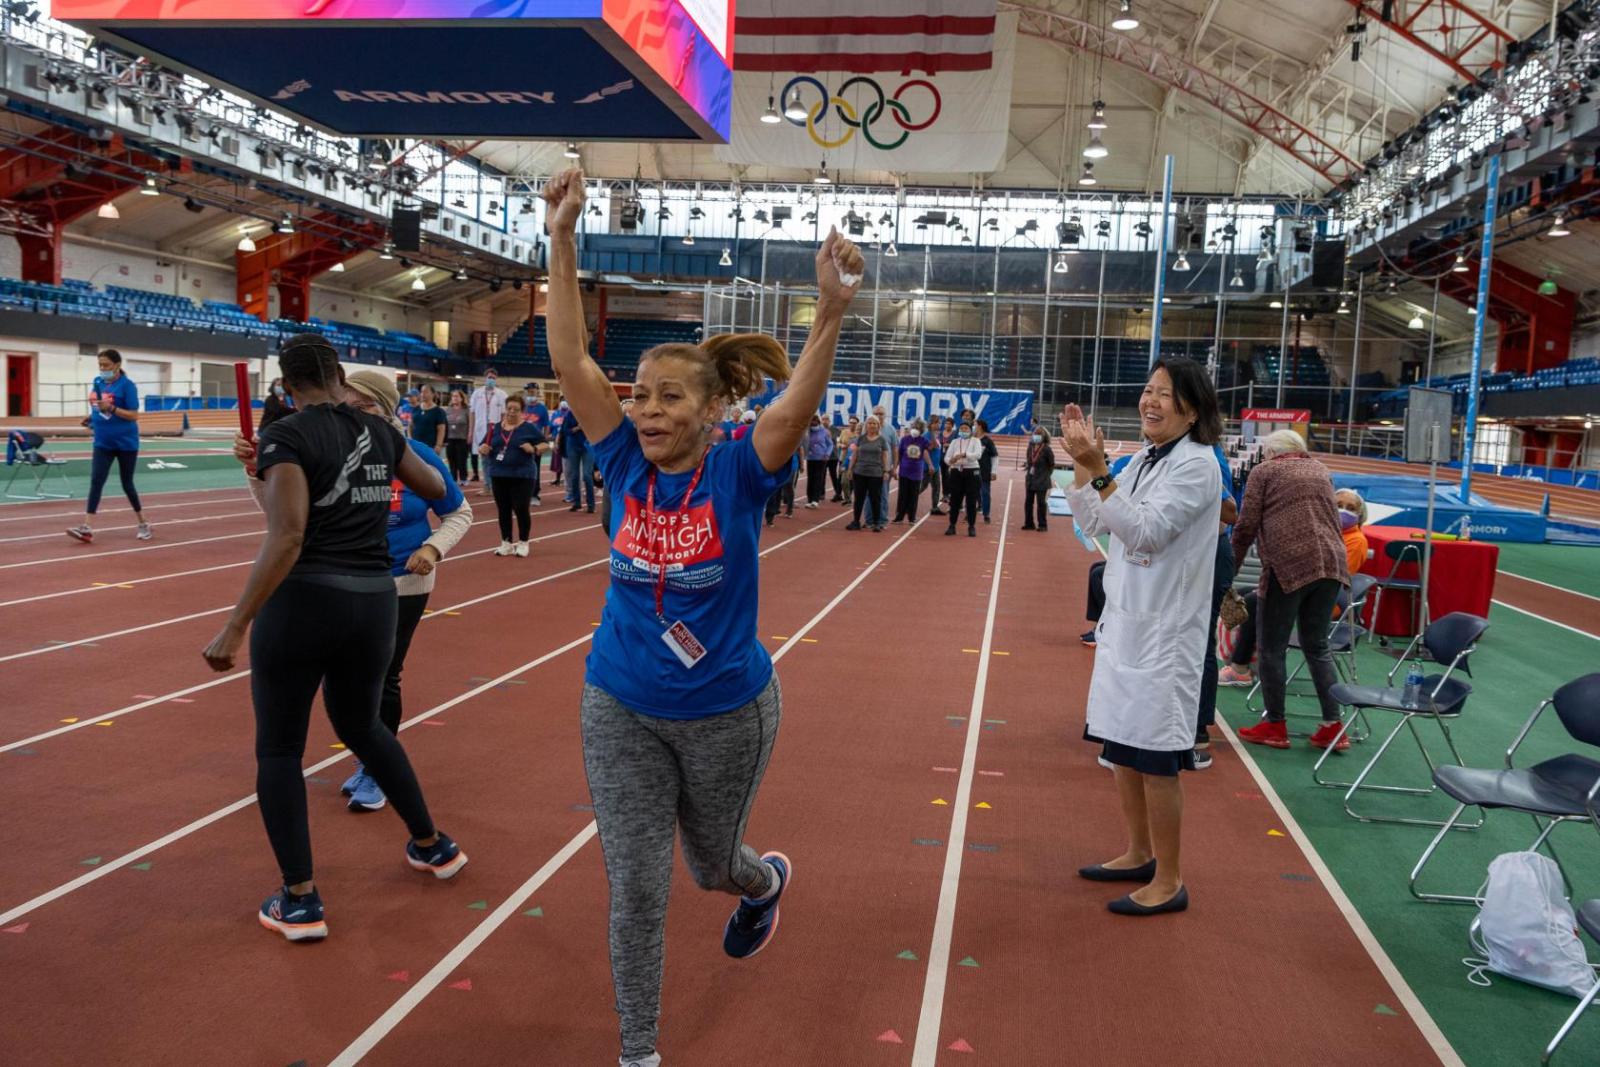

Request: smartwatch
left=1090, top=473, right=1114, bottom=492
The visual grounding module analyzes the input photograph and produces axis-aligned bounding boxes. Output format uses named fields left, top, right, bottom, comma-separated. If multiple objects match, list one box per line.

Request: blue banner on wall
left=749, top=381, right=1035, bottom=436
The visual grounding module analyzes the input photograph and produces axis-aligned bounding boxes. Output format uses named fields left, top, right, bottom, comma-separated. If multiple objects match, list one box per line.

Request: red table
left=1359, top=525, right=1499, bottom=638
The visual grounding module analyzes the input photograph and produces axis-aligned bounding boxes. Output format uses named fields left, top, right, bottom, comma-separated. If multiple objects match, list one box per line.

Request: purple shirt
left=898, top=435, right=933, bottom=480
left=805, top=425, right=834, bottom=461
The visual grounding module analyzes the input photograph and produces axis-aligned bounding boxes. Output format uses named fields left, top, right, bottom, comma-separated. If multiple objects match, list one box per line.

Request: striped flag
left=714, top=3, right=1014, bottom=173
left=732, top=0, right=1000, bottom=74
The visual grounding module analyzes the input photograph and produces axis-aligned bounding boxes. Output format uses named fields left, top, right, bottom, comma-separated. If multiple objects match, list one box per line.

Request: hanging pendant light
left=1082, top=131, right=1109, bottom=159
left=1077, top=162, right=1097, bottom=186
left=97, top=202, right=120, bottom=219
left=814, top=160, right=831, bottom=185
left=1087, top=100, right=1108, bottom=130
left=411, top=275, right=426, bottom=292
left=1229, top=267, right=1244, bottom=288
left=1408, top=312, right=1424, bottom=329
left=563, top=142, right=580, bottom=159
left=329, top=262, right=345, bottom=273
left=682, top=232, right=695, bottom=246
left=139, top=175, right=159, bottom=196
left=884, top=241, right=899, bottom=257
left=1539, top=274, right=1558, bottom=295
left=760, top=96, right=782, bottom=124
left=719, top=247, right=733, bottom=267
left=1548, top=212, right=1571, bottom=237
left=1452, top=251, right=1469, bottom=272
left=1336, top=299, right=1350, bottom=314
left=1111, top=0, right=1139, bottom=31
left=1173, top=250, right=1191, bottom=272
left=784, top=86, right=808, bottom=121
left=237, top=232, right=257, bottom=254
left=378, top=243, right=394, bottom=260
left=1053, top=252, right=1069, bottom=274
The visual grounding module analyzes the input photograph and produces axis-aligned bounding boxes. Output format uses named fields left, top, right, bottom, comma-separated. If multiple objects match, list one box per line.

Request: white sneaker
left=514, top=541, right=529, bottom=557
left=136, top=522, right=153, bottom=541
left=495, top=540, right=513, bottom=556
left=805, top=501, right=818, bottom=509
left=530, top=496, right=543, bottom=506
left=621, top=1055, right=661, bottom=1067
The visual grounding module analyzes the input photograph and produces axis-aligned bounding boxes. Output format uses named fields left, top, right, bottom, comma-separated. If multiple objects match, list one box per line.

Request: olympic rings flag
left=714, top=5, right=1017, bottom=174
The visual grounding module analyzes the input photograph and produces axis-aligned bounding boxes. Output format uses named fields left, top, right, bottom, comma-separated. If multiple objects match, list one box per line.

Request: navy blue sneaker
left=347, top=773, right=386, bottom=812
left=258, top=887, right=327, bottom=942
left=406, top=832, right=468, bottom=880
left=722, top=851, right=790, bottom=959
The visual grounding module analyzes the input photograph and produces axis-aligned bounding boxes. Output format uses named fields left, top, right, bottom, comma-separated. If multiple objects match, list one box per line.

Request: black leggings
left=381, top=593, right=430, bottom=735
left=852, top=474, right=884, bottom=525
left=945, top=468, right=980, bottom=528
left=87, top=447, right=140, bottom=515
left=445, top=439, right=469, bottom=483
left=250, top=576, right=435, bottom=885
left=1087, top=561, right=1107, bottom=622
left=894, top=475, right=923, bottom=521
left=827, top=457, right=842, bottom=496
left=493, top=476, right=533, bottom=541
left=765, top=480, right=794, bottom=522
left=805, top=459, right=829, bottom=504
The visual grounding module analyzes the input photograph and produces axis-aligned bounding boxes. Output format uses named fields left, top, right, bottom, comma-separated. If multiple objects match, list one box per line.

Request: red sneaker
left=1309, top=721, right=1352, bottom=751
left=1237, top=720, right=1290, bottom=749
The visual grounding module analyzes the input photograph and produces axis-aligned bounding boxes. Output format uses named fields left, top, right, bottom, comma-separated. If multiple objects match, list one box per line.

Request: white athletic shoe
left=514, top=541, right=529, bottom=557
left=495, top=540, right=514, bottom=556
left=621, top=1055, right=661, bottom=1067
left=529, top=496, right=543, bottom=506
left=136, top=522, right=153, bottom=541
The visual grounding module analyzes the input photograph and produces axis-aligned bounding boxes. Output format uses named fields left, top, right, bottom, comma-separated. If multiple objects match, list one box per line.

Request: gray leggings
left=580, top=676, right=782, bottom=1060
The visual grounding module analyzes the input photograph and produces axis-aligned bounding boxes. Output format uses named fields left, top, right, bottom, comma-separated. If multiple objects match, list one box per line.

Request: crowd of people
left=70, top=165, right=1375, bottom=1067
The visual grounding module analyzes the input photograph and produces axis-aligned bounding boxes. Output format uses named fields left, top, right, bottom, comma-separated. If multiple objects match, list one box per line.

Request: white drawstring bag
left=1466, top=851, right=1593, bottom=998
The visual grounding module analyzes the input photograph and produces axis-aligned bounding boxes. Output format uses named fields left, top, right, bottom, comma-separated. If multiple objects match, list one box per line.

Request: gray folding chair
left=1315, top=612, right=1490, bottom=826
left=3, top=430, right=71, bottom=500
left=1543, top=905, right=1600, bottom=1063
left=1367, top=538, right=1424, bottom=646
left=1410, top=673, right=1600, bottom=904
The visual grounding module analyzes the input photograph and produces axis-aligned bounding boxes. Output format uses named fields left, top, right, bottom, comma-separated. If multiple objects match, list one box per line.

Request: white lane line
left=0, top=492, right=254, bottom=524
left=0, top=507, right=573, bottom=610
left=1496, top=569, right=1600, bottom=605
left=0, top=510, right=263, bottom=544
left=326, top=506, right=905, bottom=1066
left=0, top=537, right=608, bottom=753
left=0, top=639, right=594, bottom=930
left=1491, top=598, right=1600, bottom=641
left=0, top=530, right=261, bottom=570
left=1213, top=714, right=1466, bottom=1067
left=0, top=489, right=251, bottom=521
left=911, top=483, right=1012, bottom=1065
left=0, top=607, right=234, bottom=664
left=0, top=506, right=853, bottom=924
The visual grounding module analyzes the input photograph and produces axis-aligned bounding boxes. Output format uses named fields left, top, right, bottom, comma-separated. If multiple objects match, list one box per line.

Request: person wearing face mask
left=1060, top=358, right=1224, bottom=916
left=468, top=370, right=507, bottom=490
left=261, top=377, right=295, bottom=431
left=444, top=389, right=471, bottom=485
left=943, top=421, right=983, bottom=537
left=544, top=168, right=863, bottom=1067
left=803, top=414, right=833, bottom=508
left=846, top=415, right=893, bottom=531
left=67, top=349, right=151, bottom=544
left=202, top=338, right=467, bottom=942
left=1021, top=427, right=1056, bottom=532
left=481, top=393, right=545, bottom=556
left=231, top=370, right=473, bottom=813
left=892, top=420, right=934, bottom=524
left=1336, top=488, right=1370, bottom=571
left=1230, top=431, right=1350, bottom=753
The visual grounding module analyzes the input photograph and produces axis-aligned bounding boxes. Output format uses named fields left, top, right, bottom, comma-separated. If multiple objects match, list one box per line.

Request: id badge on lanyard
left=648, top=453, right=709, bottom=669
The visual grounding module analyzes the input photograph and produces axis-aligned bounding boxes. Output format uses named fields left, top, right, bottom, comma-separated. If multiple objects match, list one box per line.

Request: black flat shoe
left=1077, top=859, right=1156, bottom=883
left=967, top=527, right=976, bottom=537
left=1108, top=886, right=1188, bottom=916
left=944, top=526, right=956, bottom=536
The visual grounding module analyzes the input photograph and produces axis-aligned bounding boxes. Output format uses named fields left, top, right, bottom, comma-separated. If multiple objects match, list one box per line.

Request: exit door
left=6, top=354, right=33, bottom=417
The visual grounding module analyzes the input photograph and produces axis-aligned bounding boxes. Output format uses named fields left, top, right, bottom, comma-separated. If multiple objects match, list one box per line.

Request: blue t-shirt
left=386, top=440, right=465, bottom=577
left=587, top=417, right=795, bottom=719
left=91, top=374, right=140, bottom=451
left=485, top=421, right=544, bottom=479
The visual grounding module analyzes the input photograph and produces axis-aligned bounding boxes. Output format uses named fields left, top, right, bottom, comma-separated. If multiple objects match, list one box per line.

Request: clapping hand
left=1060, top=406, right=1105, bottom=468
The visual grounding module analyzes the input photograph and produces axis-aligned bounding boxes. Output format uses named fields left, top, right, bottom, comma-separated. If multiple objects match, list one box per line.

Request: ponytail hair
left=642, top=333, right=791, bottom=405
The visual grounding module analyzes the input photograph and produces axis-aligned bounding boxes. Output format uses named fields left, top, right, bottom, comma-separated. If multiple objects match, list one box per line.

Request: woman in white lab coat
left=1060, top=358, right=1223, bottom=916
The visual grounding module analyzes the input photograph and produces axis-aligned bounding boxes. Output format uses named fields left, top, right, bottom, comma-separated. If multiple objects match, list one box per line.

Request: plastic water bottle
left=1459, top=515, right=1471, bottom=541
left=1402, top=662, right=1424, bottom=708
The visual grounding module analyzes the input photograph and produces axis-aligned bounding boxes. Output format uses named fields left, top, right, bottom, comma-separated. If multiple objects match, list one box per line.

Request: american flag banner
left=713, top=3, right=1016, bottom=173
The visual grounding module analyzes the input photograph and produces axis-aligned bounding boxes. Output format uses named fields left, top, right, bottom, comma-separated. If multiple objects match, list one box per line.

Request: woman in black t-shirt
left=201, top=335, right=468, bottom=943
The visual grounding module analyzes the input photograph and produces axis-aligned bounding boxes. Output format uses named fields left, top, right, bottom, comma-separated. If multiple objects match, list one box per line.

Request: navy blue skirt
left=1084, top=728, right=1196, bottom=777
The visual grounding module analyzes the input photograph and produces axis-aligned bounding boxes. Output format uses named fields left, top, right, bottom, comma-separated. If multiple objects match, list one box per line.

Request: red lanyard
left=644, top=449, right=708, bottom=622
